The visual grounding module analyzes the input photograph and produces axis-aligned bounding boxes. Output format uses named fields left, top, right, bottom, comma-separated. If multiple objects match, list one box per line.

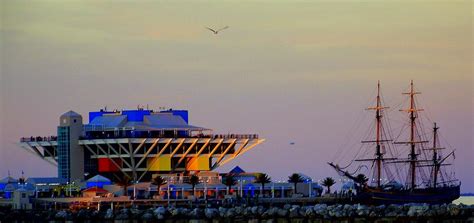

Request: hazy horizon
left=1, top=1, right=472, bottom=192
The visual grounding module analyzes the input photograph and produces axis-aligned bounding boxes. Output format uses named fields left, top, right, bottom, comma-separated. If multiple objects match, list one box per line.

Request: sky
left=0, top=1, right=472, bottom=192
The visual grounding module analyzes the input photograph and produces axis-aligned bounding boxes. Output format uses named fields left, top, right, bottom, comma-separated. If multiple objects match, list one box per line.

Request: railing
left=193, top=134, right=259, bottom=139
left=78, top=133, right=259, bottom=140
left=161, top=176, right=222, bottom=185
left=21, top=134, right=259, bottom=142
left=20, top=136, right=58, bottom=142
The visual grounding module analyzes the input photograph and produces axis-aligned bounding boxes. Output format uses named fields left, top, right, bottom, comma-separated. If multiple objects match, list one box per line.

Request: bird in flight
left=206, top=26, right=229, bottom=35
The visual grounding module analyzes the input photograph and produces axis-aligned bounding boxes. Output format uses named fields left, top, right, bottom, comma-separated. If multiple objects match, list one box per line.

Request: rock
left=153, top=206, right=167, bottom=220
left=448, top=203, right=460, bottom=216
left=289, top=206, right=300, bottom=218
left=104, top=208, right=114, bottom=219
left=356, top=204, right=369, bottom=216
left=277, top=208, right=288, bottom=217
left=189, top=208, right=203, bottom=218
left=384, top=204, right=401, bottom=217
left=170, top=207, right=181, bottom=217
left=234, top=206, right=243, bottom=215
left=115, top=208, right=130, bottom=220
left=218, top=207, right=227, bottom=218
left=251, top=206, right=259, bottom=215
left=153, top=206, right=167, bottom=219
left=130, top=208, right=142, bottom=217
left=205, top=208, right=218, bottom=219
left=225, top=208, right=236, bottom=218
left=407, top=205, right=429, bottom=217
left=243, top=207, right=252, bottom=217
left=141, top=211, right=154, bottom=220
left=262, top=207, right=279, bottom=218
left=76, top=209, right=91, bottom=219
left=304, top=206, right=315, bottom=218
left=54, top=210, right=68, bottom=219
left=313, top=204, right=328, bottom=216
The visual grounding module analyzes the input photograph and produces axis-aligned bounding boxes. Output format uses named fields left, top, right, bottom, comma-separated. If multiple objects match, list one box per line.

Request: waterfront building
left=0, top=181, right=35, bottom=210
left=26, top=177, right=68, bottom=197
left=85, top=175, right=112, bottom=188
left=19, top=108, right=265, bottom=183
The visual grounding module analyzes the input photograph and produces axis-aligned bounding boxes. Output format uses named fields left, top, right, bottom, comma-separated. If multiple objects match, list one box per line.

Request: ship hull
left=357, top=185, right=460, bottom=204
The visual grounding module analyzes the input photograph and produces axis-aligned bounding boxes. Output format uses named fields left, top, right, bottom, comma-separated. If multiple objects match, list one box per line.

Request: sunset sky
left=1, top=1, right=472, bottom=192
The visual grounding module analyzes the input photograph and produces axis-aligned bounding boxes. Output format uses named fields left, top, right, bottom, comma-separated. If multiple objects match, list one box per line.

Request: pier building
left=19, top=108, right=265, bottom=183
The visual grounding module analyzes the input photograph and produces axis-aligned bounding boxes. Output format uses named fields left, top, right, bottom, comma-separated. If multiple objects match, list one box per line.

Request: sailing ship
left=329, top=81, right=460, bottom=204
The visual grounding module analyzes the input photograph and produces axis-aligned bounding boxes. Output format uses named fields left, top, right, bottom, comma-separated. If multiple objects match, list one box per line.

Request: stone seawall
left=1, top=203, right=473, bottom=222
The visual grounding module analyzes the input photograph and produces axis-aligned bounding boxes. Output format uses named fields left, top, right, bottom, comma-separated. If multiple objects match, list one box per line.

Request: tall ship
left=329, top=81, right=460, bottom=204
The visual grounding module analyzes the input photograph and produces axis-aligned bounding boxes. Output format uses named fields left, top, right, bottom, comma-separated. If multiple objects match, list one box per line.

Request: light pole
left=309, top=181, right=312, bottom=197
left=271, top=182, right=274, bottom=198
left=70, top=182, right=74, bottom=197
left=239, top=179, right=243, bottom=197
left=204, top=178, right=207, bottom=200
left=167, top=183, right=170, bottom=206
left=133, top=181, right=137, bottom=201
left=66, top=181, right=70, bottom=197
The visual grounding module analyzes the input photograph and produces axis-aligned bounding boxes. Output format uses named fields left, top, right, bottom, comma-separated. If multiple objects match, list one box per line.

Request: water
left=453, top=195, right=474, bottom=205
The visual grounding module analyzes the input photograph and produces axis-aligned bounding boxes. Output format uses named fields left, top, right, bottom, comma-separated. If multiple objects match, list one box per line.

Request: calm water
left=453, top=196, right=474, bottom=205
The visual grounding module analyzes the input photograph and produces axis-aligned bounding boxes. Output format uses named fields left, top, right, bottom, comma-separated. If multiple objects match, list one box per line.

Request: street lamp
left=167, top=183, right=170, bottom=206
left=133, top=181, right=138, bottom=201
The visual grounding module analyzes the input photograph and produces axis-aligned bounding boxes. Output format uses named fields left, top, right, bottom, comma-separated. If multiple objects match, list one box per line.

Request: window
left=22, top=193, right=26, bottom=198
left=74, top=119, right=77, bottom=123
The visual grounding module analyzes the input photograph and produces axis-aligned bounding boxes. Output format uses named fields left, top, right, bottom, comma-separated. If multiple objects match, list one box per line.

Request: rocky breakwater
left=0, top=203, right=473, bottom=222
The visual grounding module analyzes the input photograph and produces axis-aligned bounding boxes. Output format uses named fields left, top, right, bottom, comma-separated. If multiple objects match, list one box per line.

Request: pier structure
left=19, top=108, right=264, bottom=183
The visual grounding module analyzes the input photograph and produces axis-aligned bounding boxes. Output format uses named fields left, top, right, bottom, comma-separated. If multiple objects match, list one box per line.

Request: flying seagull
left=206, top=26, right=229, bottom=35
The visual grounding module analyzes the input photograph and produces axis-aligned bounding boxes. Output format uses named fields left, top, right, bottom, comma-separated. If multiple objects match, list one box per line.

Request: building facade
left=19, top=108, right=264, bottom=183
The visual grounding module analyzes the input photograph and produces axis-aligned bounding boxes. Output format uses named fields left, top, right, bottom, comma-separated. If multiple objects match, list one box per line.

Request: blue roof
left=144, top=114, right=201, bottom=129
left=61, top=110, right=81, bottom=118
left=229, top=166, right=246, bottom=174
left=87, top=109, right=207, bottom=131
left=0, top=177, right=18, bottom=184
left=2, top=183, right=35, bottom=192
left=89, top=115, right=127, bottom=128
left=26, top=177, right=68, bottom=184
left=86, top=175, right=111, bottom=183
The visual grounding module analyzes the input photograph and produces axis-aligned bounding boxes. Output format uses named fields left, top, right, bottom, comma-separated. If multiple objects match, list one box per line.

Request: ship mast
left=421, top=122, right=450, bottom=188
left=400, top=80, right=425, bottom=189
left=358, top=81, right=391, bottom=188
left=374, top=81, right=384, bottom=188
left=431, top=123, right=440, bottom=188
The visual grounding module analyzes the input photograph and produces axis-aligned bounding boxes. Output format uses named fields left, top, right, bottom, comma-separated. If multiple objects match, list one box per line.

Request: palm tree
left=354, top=174, right=368, bottom=190
left=288, top=173, right=304, bottom=194
left=116, top=175, right=132, bottom=197
left=189, top=175, right=200, bottom=197
left=224, top=174, right=237, bottom=195
left=152, top=176, right=166, bottom=198
left=254, top=173, right=271, bottom=197
left=322, top=177, right=336, bottom=194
